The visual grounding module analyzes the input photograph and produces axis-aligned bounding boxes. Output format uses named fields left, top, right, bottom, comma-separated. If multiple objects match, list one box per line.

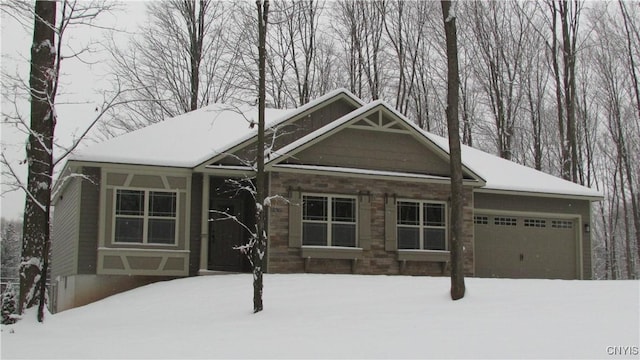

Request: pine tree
left=2, top=283, right=19, bottom=325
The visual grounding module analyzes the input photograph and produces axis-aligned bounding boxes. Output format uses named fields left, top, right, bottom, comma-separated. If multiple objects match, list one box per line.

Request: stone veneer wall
left=268, top=171, right=475, bottom=276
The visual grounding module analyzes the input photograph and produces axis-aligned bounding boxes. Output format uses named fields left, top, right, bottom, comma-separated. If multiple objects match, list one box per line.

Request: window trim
left=112, top=188, right=179, bottom=246
left=396, top=199, right=448, bottom=251
left=301, top=193, right=358, bottom=247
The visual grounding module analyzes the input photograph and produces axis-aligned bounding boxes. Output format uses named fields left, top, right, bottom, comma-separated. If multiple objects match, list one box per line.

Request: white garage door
left=474, top=214, right=578, bottom=279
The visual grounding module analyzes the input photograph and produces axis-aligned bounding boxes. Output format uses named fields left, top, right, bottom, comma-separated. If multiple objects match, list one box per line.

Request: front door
left=208, top=199, right=246, bottom=271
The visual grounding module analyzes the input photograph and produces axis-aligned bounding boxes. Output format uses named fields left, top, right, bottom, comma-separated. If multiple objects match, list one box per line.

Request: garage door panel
left=475, top=215, right=577, bottom=279
left=475, top=221, right=522, bottom=278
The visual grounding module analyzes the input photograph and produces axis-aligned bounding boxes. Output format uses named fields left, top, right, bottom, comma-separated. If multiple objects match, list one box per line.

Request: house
left=50, top=89, right=602, bottom=313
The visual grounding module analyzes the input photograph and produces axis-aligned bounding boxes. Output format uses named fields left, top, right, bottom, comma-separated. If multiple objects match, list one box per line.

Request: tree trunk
left=441, top=0, right=465, bottom=301
left=19, top=0, right=57, bottom=321
left=253, top=0, right=269, bottom=313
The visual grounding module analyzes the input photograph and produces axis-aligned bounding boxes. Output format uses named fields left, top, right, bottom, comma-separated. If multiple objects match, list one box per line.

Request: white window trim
left=112, top=188, right=179, bottom=246
left=397, top=199, right=448, bottom=251
left=302, top=193, right=359, bottom=247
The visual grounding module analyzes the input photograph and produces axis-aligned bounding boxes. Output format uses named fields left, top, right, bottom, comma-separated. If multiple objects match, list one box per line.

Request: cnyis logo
left=606, top=346, right=639, bottom=356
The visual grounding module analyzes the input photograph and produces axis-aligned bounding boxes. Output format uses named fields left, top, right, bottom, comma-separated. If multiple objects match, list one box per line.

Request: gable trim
left=266, top=101, right=485, bottom=185
left=193, top=89, right=364, bottom=172
left=270, top=163, right=483, bottom=186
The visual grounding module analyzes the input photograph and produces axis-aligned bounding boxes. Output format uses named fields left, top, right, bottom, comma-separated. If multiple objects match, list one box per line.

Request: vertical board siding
left=52, top=176, right=81, bottom=278
left=77, top=167, right=100, bottom=274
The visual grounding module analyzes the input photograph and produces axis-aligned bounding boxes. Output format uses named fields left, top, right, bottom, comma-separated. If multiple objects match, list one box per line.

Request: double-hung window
left=114, top=189, right=177, bottom=245
left=302, top=194, right=357, bottom=247
left=397, top=201, right=446, bottom=250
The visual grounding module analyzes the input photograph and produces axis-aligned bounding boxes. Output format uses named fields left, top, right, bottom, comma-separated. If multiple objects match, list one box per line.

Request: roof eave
left=193, top=89, right=365, bottom=172
left=474, top=187, right=604, bottom=201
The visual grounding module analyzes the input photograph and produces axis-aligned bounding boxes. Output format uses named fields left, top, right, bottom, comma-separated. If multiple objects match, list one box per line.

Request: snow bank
left=2, top=274, right=638, bottom=359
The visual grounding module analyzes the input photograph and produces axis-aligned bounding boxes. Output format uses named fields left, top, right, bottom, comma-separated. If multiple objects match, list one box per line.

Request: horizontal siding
left=221, top=98, right=358, bottom=166
left=290, top=128, right=450, bottom=176
left=52, top=177, right=80, bottom=279
left=78, top=167, right=100, bottom=274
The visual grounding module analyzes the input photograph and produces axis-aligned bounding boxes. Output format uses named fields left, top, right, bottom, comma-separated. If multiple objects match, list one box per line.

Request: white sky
left=0, top=1, right=148, bottom=220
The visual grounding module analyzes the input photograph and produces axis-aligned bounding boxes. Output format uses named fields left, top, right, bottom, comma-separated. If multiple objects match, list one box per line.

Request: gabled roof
left=69, top=90, right=602, bottom=200
left=265, top=100, right=602, bottom=200
left=425, top=134, right=603, bottom=199
left=70, top=104, right=292, bottom=168
left=70, top=88, right=362, bottom=168
left=265, top=100, right=484, bottom=184
left=194, top=88, right=364, bottom=170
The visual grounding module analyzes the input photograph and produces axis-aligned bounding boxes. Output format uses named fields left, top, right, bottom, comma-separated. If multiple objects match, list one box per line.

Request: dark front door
left=209, top=199, right=246, bottom=271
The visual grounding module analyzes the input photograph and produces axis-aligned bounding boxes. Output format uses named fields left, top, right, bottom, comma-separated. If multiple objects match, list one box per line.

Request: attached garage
left=474, top=212, right=580, bottom=280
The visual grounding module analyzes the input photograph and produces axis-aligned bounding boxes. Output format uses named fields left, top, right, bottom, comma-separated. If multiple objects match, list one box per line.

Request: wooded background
left=2, top=0, right=639, bottom=281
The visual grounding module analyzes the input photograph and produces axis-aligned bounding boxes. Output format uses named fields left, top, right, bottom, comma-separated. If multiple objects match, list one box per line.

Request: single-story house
left=50, top=89, right=602, bottom=313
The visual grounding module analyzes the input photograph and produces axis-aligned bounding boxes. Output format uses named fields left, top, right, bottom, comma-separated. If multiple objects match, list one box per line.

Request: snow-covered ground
left=2, top=274, right=639, bottom=359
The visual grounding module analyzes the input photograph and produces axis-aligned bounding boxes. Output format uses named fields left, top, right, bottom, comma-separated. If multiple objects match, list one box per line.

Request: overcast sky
left=1, top=1, right=147, bottom=220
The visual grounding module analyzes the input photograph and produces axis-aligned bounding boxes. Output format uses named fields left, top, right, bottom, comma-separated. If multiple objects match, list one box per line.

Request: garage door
left=474, top=214, right=578, bottom=279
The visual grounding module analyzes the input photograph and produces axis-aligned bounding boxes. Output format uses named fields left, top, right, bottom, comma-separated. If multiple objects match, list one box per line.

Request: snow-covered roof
left=70, top=90, right=602, bottom=200
left=71, top=88, right=362, bottom=168
left=71, top=104, right=292, bottom=167
left=425, top=133, right=603, bottom=199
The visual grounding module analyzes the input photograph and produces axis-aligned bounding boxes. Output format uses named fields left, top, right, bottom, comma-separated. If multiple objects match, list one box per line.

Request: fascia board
left=193, top=90, right=365, bottom=172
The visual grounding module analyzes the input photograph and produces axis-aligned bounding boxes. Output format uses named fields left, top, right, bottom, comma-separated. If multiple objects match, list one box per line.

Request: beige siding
left=218, top=98, right=359, bottom=166
left=101, top=171, right=190, bottom=250
left=97, top=168, right=192, bottom=277
left=52, top=177, right=81, bottom=279
left=474, top=192, right=592, bottom=279
left=287, top=128, right=450, bottom=176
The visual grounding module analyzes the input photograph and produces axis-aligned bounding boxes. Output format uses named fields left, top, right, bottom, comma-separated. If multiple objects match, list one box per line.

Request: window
left=302, top=194, right=357, bottom=247
left=495, top=217, right=517, bottom=226
left=551, top=220, right=573, bottom=229
left=397, top=201, right=446, bottom=251
left=474, top=216, right=488, bottom=225
left=115, top=189, right=177, bottom=245
left=524, top=219, right=546, bottom=228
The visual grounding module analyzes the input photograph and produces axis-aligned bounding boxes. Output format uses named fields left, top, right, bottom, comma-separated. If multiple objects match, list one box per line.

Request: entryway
left=207, top=177, right=253, bottom=272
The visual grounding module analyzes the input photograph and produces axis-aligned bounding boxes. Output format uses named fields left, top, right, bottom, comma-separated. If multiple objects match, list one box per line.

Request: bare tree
left=441, top=0, right=465, bottom=300
left=104, top=0, right=238, bottom=133
left=332, top=0, right=387, bottom=101
left=17, top=0, right=57, bottom=322
left=253, top=0, right=269, bottom=313
left=1, top=0, right=125, bottom=321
